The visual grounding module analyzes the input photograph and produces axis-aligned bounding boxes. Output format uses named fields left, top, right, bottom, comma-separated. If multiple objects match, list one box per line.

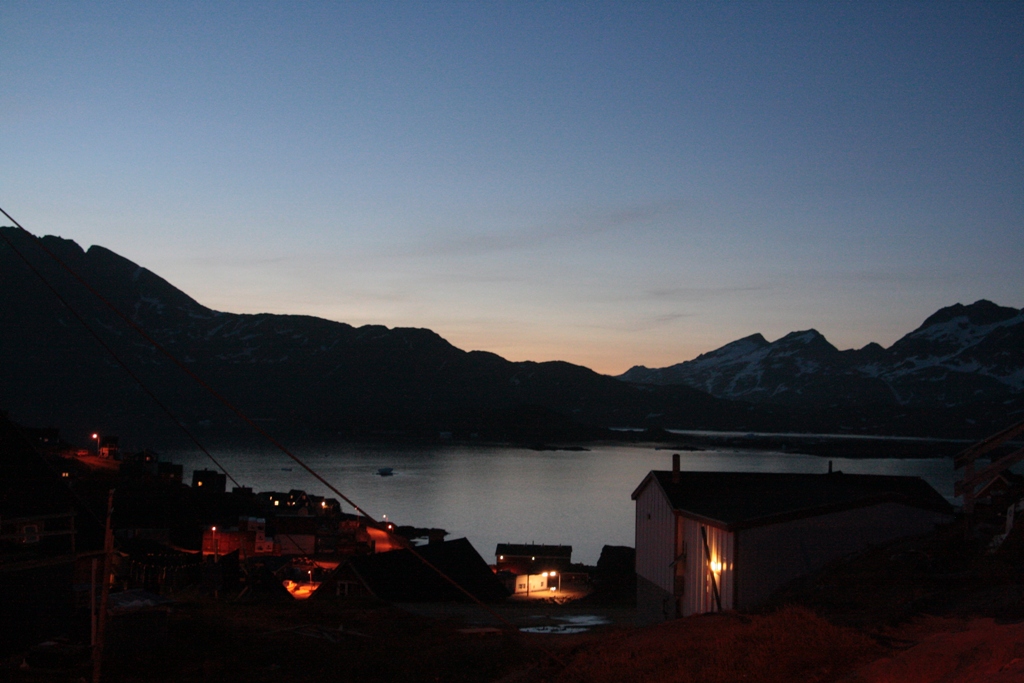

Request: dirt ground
left=7, top=517, right=1024, bottom=682
left=6, top=593, right=1024, bottom=683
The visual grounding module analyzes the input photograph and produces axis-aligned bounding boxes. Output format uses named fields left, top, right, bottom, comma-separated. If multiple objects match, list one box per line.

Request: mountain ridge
left=619, top=300, right=1024, bottom=420
left=3, top=226, right=1020, bottom=444
left=1, top=227, right=772, bottom=446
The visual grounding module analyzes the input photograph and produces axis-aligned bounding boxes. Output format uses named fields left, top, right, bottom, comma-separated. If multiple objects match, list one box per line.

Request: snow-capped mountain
left=620, top=300, right=1024, bottom=413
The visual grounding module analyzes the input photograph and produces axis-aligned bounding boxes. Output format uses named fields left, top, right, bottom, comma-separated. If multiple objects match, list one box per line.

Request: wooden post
left=92, top=489, right=114, bottom=683
left=90, top=558, right=98, bottom=647
left=700, top=526, right=722, bottom=613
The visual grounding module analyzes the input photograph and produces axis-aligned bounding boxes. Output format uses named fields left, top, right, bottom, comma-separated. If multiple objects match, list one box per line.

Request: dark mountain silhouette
left=1, top=227, right=780, bottom=447
left=3, top=226, right=1018, bottom=445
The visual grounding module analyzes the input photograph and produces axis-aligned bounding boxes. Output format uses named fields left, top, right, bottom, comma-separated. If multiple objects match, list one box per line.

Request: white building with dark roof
left=632, top=455, right=953, bottom=623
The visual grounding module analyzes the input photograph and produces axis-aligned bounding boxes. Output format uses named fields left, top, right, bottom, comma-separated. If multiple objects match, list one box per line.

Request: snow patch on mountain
left=618, top=300, right=1024, bottom=407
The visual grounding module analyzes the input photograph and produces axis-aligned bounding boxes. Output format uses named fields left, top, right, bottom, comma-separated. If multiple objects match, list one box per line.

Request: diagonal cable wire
left=1, top=211, right=565, bottom=661
left=0, top=224, right=243, bottom=490
left=1, top=208, right=372, bottom=517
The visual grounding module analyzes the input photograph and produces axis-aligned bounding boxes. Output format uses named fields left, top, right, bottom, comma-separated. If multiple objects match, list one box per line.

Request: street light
left=92, top=433, right=100, bottom=456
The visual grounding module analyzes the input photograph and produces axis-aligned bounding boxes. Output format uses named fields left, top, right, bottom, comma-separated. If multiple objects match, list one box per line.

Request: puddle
left=520, top=625, right=589, bottom=634
left=519, top=614, right=611, bottom=634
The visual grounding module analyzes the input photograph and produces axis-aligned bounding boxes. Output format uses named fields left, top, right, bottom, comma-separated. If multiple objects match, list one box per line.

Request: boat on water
left=376, top=467, right=394, bottom=477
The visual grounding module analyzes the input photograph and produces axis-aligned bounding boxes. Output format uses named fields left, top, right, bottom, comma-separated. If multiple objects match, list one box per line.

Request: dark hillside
left=1, top=227, right=775, bottom=446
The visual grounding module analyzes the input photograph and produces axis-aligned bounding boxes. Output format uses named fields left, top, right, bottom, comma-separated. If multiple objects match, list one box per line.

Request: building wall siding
left=636, top=573, right=676, bottom=625
left=634, top=479, right=676, bottom=596
left=735, top=502, right=952, bottom=609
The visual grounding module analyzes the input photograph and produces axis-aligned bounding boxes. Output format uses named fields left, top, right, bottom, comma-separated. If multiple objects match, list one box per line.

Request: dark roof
left=633, top=471, right=953, bottom=530
left=494, top=543, right=572, bottom=559
left=347, top=538, right=508, bottom=603
left=0, top=414, right=76, bottom=517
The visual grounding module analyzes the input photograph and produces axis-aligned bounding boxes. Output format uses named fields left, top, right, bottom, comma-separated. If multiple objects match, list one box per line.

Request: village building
left=98, top=435, right=120, bottom=460
left=201, top=517, right=276, bottom=559
left=0, top=414, right=87, bottom=655
left=494, top=543, right=574, bottom=596
left=157, top=461, right=183, bottom=485
left=494, top=543, right=572, bottom=574
left=191, top=468, right=227, bottom=494
left=633, top=454, right=954, bottom=623
left=318, top=538, right=508, bottom=603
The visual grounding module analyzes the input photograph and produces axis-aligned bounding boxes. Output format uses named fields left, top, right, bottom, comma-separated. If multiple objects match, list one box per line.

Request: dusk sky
left=3, top=2, right=1021, bottom=374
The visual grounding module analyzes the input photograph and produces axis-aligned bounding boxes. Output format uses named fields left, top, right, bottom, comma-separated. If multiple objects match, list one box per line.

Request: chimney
left=672, top=453, right=680, bottom=484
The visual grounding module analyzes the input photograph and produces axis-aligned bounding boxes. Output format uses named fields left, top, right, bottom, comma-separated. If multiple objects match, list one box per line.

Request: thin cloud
left=396, top=201, right=681, bottom=258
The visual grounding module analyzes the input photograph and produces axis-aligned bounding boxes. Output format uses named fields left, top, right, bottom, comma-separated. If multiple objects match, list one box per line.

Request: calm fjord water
left=171, top=443, right=961, bottom=566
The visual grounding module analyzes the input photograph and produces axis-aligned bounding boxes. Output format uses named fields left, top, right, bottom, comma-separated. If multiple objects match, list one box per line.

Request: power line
left=0, top=223, right=243, bottom=490
left=0, top=211, right=561, bottom=661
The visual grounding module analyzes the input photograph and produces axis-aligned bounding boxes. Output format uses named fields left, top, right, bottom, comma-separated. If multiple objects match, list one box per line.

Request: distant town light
left=499, top=555, right=503, bottom=560
left=211, top=526, right=216, bottom=531
left=197, top=481, right=203, bottom=487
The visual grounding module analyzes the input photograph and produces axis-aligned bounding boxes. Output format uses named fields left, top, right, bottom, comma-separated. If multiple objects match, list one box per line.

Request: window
left=21, top=524, right=40, bottom=543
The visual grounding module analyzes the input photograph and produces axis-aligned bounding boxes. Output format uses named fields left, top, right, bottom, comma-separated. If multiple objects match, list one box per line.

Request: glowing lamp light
left=549, top=571, right=556, bottom=576
left=274, top=500, right=279, bottom=506
left=499, top=555, right=504, bottom=560
left=541, top=571, right=548, bottom=577
left=211, top=526, right=217, bottom=531
left=550, top=587, right=556, bottom=592
left=197, top=481, right=203, bottom=487
left=531, top=556, right=535, bottom=561
left=710, top=560, right=722, bottom=574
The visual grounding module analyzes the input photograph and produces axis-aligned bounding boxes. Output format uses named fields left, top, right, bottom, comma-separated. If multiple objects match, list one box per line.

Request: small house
left=633, top=455, right=953, bottom=623
left=157, top=461, right=182, bottom=485
left=191, top=469, right=226, bottom=493
left=201, top=517, right=276, bottom=559
left=98, top=435, right=120, bottom=460
left=494, top=543, right=572, bottom=575
left=322, top=538, right=508, bottom=603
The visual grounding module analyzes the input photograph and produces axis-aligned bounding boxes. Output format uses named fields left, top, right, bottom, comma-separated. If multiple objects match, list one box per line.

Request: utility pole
left=92, top=489, right=114, bottom=683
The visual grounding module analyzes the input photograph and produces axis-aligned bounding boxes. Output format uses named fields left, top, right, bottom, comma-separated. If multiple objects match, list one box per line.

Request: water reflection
left=168, top=443, right=966, bottom=566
